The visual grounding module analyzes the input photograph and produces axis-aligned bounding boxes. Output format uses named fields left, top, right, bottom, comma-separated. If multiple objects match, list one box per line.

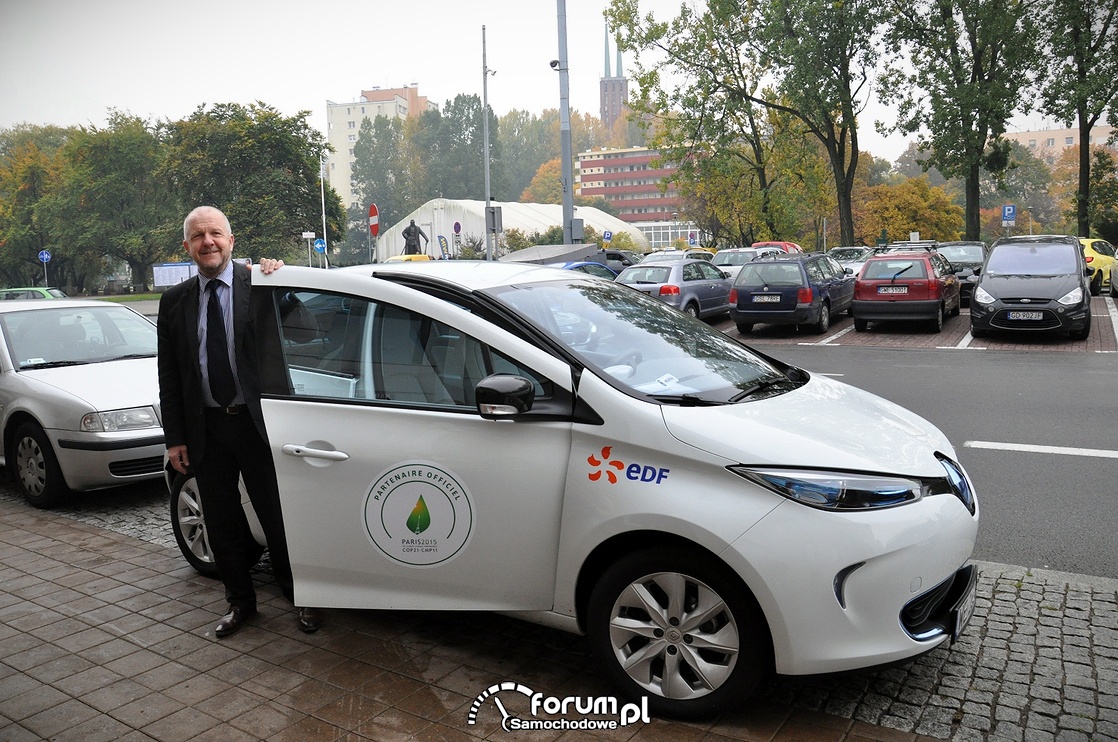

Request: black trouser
left=195, top=408, right=295, bottom=610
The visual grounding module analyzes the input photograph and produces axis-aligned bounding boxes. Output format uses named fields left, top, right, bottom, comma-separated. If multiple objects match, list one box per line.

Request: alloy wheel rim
left=607, top=571, right=739, bottom=700
left=176, top=480, right=214, bottom=565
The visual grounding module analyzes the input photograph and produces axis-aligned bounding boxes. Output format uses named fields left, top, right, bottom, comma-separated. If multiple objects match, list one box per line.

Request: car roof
left=992, top=234, right=1078, bottom=246
left=353, top=260, right=594, bottom=292
left=864, top=251, right=931, bottom=261
left=0, top=297, right=119, bottom=314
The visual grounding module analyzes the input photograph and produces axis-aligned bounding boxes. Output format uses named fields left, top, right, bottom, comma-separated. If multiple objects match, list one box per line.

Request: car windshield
left=1, top=305, right=157, bottom=369
left=713, top=252, right=757, bottom=266
left=829, top=248, right=870, bottom=261
left=617, top=265, right=671, bottom=284
left=488, top=277, right=789, bottom=403
left=642, top=252, right=687, bottom=262
left=862, top=259, right=928, bottom=280
left=736, top=262, right=804, bottom=287
left=938, top=245, right=985, bottom=262
left=986, top=243, right=1079, bottom=275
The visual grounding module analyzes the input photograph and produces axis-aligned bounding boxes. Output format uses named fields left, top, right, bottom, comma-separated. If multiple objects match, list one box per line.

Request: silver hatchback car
left=616, top=258, right=733, bottom=319
left=0, top=299, right=164, bottom=507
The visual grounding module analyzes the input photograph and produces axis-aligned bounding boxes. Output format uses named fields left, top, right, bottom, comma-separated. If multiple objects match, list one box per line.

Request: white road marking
left=964, top=440, right=1118, bottom=460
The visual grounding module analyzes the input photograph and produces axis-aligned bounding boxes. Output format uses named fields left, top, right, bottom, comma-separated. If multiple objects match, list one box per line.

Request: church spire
left=604, top=24, right=612, bottom=78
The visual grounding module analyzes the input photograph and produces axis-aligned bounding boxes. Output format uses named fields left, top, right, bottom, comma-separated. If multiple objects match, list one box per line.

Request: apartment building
left=325, top=86, right=438, bottom=210
left=1002, top=125, right=1116, bottom=166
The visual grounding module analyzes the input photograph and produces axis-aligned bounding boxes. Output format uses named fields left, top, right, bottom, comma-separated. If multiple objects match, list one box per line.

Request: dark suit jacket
left=157, top=261, right=268, bottom=463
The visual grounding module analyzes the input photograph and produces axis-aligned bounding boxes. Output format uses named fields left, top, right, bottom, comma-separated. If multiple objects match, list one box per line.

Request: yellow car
left=385, top=254, right=433, bottom=263
left=1079, top=237, right=1115, bottom=296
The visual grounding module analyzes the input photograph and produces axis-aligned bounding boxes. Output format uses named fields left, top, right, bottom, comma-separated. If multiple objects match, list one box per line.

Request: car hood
left=977, top=272, right=1082, bottom=299
left=660, top=375, right=952, bottom=477
left=22, top=358, right=160, bottom=411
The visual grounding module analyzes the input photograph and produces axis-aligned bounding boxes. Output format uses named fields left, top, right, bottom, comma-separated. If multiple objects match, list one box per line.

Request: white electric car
left=168, top=261, right=979, bottom=719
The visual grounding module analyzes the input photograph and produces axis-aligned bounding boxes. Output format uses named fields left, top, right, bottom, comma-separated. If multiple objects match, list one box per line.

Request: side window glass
left=805, top=261, right=825, bottom=282
left=682, top=263, right=701, bottom=281
left=274, top=290, right=552, bottom=408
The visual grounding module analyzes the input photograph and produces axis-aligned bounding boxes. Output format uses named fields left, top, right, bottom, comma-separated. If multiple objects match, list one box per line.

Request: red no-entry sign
left=368, top=204, right=380, bottom=237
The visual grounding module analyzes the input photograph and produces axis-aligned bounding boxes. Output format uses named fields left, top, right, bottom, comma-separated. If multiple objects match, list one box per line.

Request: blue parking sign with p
left=1002, top=204, right=1016, bottom=222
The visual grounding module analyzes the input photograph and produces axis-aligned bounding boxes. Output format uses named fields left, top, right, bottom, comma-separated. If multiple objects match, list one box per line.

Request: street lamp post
left=482, top=26, right=497, bottom=261
left=554, top=0, right=575, bottom=245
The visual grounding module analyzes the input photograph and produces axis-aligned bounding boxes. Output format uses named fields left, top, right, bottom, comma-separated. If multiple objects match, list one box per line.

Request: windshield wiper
left=891, top=265, right=913, bottom=281
left=729, top=377, right=795, bottom=402
left=20, top=360, right=87, bottom=369
left=647, top=393, right=726, bottom=406
left=101, top=353, right=157, bottom=361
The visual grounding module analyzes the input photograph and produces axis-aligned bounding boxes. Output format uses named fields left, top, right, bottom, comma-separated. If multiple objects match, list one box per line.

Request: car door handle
left=281, top=444, right=350, bottom=462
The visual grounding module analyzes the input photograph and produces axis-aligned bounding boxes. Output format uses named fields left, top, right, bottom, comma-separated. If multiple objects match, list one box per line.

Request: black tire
left=1090, top=271, right=1102, bottom=297
left=169, top=472, right=266, bottom=577
left=586, top=547, right=771, bottom=719
left=1110, top=274, right=1117, bottom=298
left=970, top=325, right=987, bottom=338
left=929, top=304, right=944, bottom=333
left=682, top=303, right=700, bottom=319
left=12, top=421, right=68, bottom=508
left=854, top=317, right=868, bottom=332
left=735, top=323, right=753, bottom=334
left=812, top=302, right=831, bottom=334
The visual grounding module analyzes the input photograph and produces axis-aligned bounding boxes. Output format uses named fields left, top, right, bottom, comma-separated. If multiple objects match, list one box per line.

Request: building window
left=1028, top=139, right=1036, bottom=147
left=1065, top=137, right=1074, bottom=145
left=348, top=121, right=356, bottom=129
left=1047, top=138, right=1055, bottom=146
left=348, top=135, right=357, bottom=142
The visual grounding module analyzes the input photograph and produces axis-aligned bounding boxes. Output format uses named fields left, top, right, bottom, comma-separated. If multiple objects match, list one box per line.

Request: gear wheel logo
left=587, top=446, right=624, bottom=484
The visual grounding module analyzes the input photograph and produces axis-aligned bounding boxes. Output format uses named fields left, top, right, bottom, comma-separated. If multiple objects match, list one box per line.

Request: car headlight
left=80, top=406, right=159, bottom=432
left=973, top=287, right=996, bottom=304
left=729, top=467, right=926, bottom=510
left=1057, top=286, right=1084, bottom=306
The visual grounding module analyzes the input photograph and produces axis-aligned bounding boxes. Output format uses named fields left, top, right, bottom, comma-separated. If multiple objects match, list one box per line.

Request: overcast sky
left=1, top=0, right=941, bottom=162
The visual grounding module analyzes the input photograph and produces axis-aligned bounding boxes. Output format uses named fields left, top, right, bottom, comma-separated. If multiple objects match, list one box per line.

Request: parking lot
left=1, top=294, right=1116, bottom=741
left=713, top=296, right=1118, bottom=354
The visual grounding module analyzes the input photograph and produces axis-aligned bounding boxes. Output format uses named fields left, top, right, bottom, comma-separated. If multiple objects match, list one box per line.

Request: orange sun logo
left=587, top=446, right=624, bottom=484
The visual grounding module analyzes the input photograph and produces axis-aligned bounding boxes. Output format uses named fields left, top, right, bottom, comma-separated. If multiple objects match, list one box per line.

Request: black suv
left=969, top=234, right=1092, bottom=339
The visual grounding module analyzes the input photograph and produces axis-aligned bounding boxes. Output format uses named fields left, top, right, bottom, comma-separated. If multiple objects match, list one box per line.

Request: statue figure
left=402, top=220, right=429, bottom=255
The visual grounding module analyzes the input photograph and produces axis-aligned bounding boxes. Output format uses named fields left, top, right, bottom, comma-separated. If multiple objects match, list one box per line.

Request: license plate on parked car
left=752, top=294, right=781, bottom=303
left=1007, top=311, right=1044, bottom=320
left=878, top=285, right=908, bottom=294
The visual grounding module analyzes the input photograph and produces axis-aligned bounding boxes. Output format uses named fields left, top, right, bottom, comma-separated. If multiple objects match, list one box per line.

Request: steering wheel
left=605, top=349, right=642, bottom=369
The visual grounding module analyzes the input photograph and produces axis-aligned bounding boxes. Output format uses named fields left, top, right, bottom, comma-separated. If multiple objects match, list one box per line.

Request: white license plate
left=752, top=294, right=780, bottom=303
left=1007, top=311, right=1044, bottom=320
left=877, top=285, right=908, bottom=294
left=951, top=568, right=978, bottom=642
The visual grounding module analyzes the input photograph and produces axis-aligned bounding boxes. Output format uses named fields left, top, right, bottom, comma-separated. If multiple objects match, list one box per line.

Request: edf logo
left=587, top=446, right=670, bottom=485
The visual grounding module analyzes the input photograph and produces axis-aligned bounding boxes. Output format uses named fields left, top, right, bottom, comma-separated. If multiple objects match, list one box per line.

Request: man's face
left=184, top=208, right=234, bottom=279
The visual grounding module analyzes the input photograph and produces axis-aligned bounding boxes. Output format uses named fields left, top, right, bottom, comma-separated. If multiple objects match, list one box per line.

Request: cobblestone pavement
left=2, top=483, right=1115, bottom=741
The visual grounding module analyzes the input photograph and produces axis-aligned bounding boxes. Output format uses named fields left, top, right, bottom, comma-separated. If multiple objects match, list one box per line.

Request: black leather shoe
left=297, top=606, right=323, bottom=634
left=214, top=606, right=255, bottom=638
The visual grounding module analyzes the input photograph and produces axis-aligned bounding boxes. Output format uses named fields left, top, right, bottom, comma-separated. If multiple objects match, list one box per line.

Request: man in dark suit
left=158, top=205, right=322, bottom=637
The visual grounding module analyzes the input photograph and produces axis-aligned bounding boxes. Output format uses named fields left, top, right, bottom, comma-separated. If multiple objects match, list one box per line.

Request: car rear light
left=797, top=287, right=813, bottom=303
left=1085, top=255, right=1094, bottom=263
left=729, top=288, right=738, bottom=303
left=659, top=285, right=680, bottom=297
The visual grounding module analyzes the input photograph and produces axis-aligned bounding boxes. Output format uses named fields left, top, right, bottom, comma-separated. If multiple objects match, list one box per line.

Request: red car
left=852, top=251, right=961, bottom=332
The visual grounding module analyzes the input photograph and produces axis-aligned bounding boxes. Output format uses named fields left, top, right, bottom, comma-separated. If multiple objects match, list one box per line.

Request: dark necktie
left=206, top=280, right=236, bottom=406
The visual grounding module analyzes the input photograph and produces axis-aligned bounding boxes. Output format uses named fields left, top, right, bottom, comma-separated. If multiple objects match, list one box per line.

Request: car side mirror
left=476, top=374, right=535, bottom=420
left=844, top=267, right=853, bottom=275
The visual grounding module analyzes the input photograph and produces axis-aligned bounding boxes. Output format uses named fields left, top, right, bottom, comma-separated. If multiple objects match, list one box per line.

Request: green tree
left=1038, top=0, right=1118, bottom=236
left=499, top=109, right=560, bottom=201
left=978, top=140, right=1060, bottom=230
left=853, top=176, right=964, bottom=243
left=607, top=0, right=884, bottom=247
left=39, top=112, right=180, bottom=291
left=879, top=0, right=1039, bottom=240
left=0, top=125, right=71, bottom=287
left=161, top=103, right=345, bottom=260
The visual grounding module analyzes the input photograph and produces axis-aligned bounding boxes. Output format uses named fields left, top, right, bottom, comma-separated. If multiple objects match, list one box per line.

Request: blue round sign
left=313, top=238, right=326, bottom=253
left=39, top=250, right=51, bottom=263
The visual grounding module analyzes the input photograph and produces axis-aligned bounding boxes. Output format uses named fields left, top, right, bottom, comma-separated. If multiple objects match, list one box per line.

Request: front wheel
left=1069, top=314, right=1091, bottom=340
left=586, top=548, right=771, bottom=719
left=169, top=472, right=220, bottom=577
left=13, top=421, right=68, bottom=508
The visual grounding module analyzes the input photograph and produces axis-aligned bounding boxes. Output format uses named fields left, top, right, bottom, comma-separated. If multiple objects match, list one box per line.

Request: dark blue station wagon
left=729, top=254, right=855, bottom=334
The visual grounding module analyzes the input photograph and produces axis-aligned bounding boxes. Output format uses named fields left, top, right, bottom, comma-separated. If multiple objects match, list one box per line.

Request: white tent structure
left=376, top=198, right=650, bottom=261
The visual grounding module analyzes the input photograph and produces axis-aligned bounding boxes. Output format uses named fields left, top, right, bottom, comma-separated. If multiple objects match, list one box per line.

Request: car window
left=931, top=254, right=953, bottom=277
left=273, top=290, right=550, bottom=408
left=1090, top=241, right=1116, bottom=257
left=938, top=244, right=985, bottom=262
left=695, top=262, right=722, bottom=280
left=682, top=262, right=703, bottom=281
left=861, top=259, right=929, bottom=280
left=1, top=305, right=156, bottom=368
left=986, top=243, right=1079, bottom=275
left=737, top=262, right=804, bottom=286
left=618, top=266, right=671, bottom=284
left=805, top=260, right=825, bottom=282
